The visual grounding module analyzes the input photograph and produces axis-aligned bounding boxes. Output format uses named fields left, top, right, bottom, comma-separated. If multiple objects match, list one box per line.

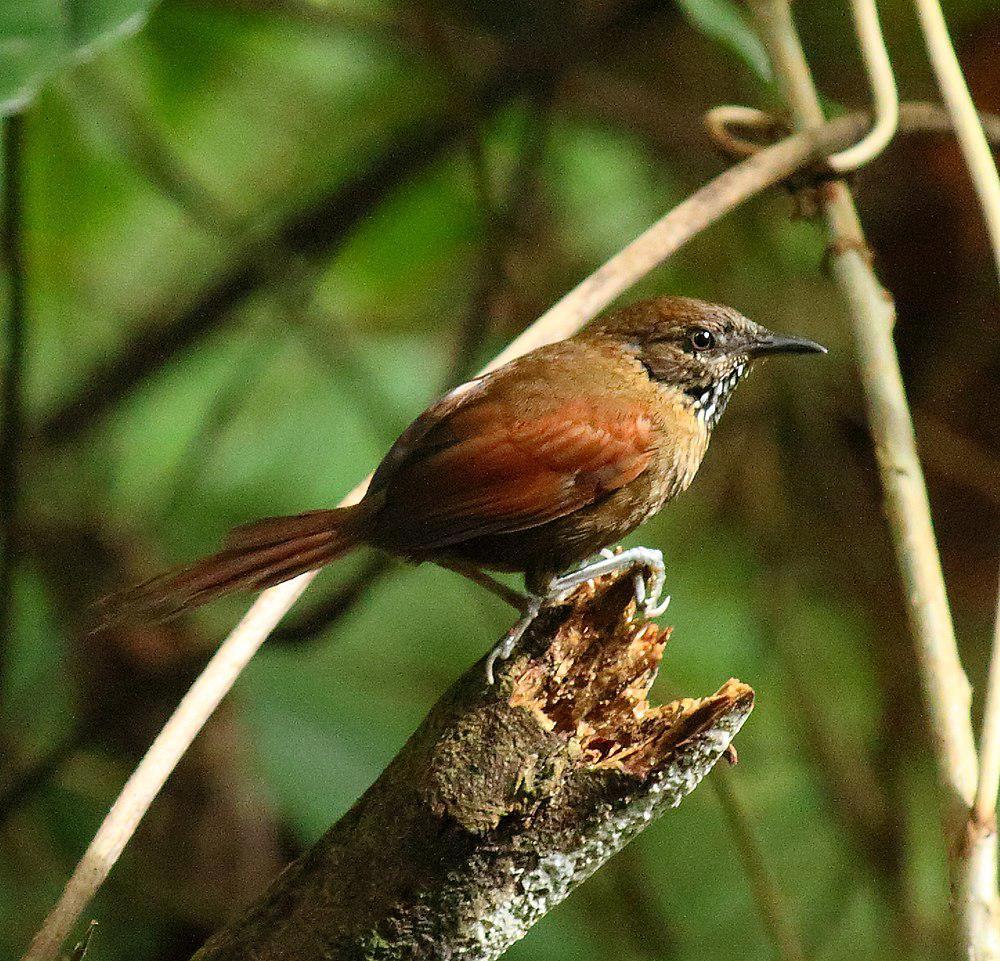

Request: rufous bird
left=108, top=296, right=825, bottom=680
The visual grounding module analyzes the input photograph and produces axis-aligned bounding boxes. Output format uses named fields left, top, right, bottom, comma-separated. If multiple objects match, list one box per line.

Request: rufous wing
left=367, top=386, right=655, bottom=555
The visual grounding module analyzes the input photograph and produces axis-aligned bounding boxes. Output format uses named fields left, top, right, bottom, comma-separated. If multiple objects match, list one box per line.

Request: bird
left=105, top=295, right=825, bottom=680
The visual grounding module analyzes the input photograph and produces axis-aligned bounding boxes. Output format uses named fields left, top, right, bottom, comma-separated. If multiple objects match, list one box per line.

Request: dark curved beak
left=751, top=332, right=828, bottom=357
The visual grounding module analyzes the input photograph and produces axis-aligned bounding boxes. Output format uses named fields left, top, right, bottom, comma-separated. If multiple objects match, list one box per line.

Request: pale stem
left=912, top=0, right=1000, bottom=284
left=750, top=0, right=977, bottom=833
left=912, top=0, right=1000, bottom=956
left=828, top=0, right=899, bottom=172
left=976, top=567, right=1000, bottom=826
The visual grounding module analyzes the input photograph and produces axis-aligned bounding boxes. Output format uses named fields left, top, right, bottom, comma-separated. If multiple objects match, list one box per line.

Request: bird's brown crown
left=585, top=296, right=825, bottom=429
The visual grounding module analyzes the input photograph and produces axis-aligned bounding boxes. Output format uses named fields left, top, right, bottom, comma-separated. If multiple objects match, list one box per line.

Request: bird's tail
left=101, top=506, right=368, bottom=624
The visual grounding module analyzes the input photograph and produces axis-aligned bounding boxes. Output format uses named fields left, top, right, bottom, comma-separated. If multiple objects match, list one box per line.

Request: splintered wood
left=508, top=573, right=753, bottom=778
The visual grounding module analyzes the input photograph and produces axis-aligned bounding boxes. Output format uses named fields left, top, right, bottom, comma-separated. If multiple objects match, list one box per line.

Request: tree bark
left=190, top=572, right=754, bottom=961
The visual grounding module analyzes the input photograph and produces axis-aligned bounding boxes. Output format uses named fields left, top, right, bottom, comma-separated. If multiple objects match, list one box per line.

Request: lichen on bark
left=190, top=571, right=754, bottom=961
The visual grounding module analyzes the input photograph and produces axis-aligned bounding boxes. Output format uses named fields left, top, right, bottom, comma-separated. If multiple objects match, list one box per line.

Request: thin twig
left=912, top=4, right=1000, bottom=953
left=747, top=0, right=987, bottom=952
left=965, top=564, right=1000, bottom=960
left=827, top=0, right=898, bottom=172
left=19, top=110, right=879, bottom=961
left=0, top=111, right=27, bottom=690
left=977, top=570, right=1000, bottom=826
left=711, top=766, right=807, bottom=961
left=67, top=921, right=97, bottom=961
left=912, top=0, right=1000, bottom=283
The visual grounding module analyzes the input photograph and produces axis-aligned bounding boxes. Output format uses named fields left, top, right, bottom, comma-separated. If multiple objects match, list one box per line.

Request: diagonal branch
left=187, top=575, right=754, bottom=961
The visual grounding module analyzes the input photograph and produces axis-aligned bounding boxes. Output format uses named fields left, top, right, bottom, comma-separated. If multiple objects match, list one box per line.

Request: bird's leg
left=439, top=559, right=534, bottom=613
left=439, top=559, right=545, bottom=685
left=485, top=593, right=544, bottom=685
left=549, top=546, right=670, bottom=618
left=482, top=547, right=670, bottom=685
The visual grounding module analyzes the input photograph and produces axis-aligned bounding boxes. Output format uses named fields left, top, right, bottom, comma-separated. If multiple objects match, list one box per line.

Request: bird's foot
left=484, top=547, right=669, bottom=685
left=485, top=594, right=543, bottom=685
left=550, top=546, right=670, bottom=619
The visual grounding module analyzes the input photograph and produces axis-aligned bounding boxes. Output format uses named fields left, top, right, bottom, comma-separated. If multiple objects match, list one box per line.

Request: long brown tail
left=102, top=506, right=368, bottom=624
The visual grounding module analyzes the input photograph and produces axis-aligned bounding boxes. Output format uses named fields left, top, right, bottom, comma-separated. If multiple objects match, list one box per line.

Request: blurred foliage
left=0, top=0, right=160, bottom=114
left=2, top=0, right=999, bottom=960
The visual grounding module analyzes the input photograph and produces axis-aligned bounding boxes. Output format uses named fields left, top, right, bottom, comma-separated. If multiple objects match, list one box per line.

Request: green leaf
left=674, top=0, right=771, bottom=81
left=0, top=0, right=158, bottom=114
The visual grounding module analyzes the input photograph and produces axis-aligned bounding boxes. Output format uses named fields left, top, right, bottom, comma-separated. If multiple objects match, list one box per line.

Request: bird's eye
left=690, top=328, right=715, bottom=351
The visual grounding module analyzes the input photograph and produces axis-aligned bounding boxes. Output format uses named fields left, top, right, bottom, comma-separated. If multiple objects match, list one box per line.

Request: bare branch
left=913, top=0, right=1000, bottom=284
left=187, top=575, right=754, bottom=961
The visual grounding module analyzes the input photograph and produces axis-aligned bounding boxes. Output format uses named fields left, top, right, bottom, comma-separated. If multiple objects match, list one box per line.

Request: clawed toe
left=551, top=546, right=669, bottom=620
left=486, top=595, right=542, bottom=684
left=630, top=553, right=669, bottom=619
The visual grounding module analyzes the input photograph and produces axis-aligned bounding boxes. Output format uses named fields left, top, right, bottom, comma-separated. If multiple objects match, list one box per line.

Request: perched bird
left=108, top=296, right=825, bottom=679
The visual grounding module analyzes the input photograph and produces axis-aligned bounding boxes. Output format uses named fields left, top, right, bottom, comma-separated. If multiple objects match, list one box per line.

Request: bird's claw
left=633, top=570, right=671, bottom=619
left=485, top=546, right=669, bottom=684
left=486, top=595, right=542, bottom=685
left=549, top=545, right=669, bottom=619
left=485, top=634, right=516, bottom=686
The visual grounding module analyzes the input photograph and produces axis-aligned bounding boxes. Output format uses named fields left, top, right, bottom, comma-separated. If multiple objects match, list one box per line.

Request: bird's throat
left=684, top=362, right=747, bottom=429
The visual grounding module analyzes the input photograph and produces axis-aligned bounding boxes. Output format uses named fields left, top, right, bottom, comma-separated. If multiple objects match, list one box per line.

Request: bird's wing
left=367, top=358, right=655, bottom=553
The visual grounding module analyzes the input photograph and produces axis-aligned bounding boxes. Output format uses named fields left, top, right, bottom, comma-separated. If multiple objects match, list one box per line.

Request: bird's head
left=590, top=296, right=827, bottom=428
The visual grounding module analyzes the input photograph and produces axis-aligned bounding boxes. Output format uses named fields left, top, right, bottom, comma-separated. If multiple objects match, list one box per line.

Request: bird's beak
left=750, top=332, right=828, bottom=356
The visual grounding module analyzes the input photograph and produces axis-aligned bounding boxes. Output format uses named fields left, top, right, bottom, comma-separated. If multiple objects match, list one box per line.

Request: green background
left=2, top=0, right=998, bottom=958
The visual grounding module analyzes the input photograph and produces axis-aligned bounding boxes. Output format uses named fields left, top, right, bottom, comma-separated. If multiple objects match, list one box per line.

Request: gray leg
left=485, top=594, right=543, bottom=685
left=549, top=546, right=670, bottom=618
